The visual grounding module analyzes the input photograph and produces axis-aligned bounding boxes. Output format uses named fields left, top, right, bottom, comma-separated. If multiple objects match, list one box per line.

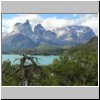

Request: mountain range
left=2, top=20, right=96, bottom=51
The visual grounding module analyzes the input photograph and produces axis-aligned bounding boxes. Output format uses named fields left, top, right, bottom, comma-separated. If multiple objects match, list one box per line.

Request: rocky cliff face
left=2, top=20, right=96, bottom=51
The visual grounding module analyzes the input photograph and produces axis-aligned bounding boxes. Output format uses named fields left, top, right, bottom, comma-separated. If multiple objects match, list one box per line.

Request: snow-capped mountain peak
left=2, top=20, right=96, bottom=51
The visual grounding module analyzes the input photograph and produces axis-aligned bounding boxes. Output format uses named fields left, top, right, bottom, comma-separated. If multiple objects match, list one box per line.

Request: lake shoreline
left=2, top=53, right=61, bottom=56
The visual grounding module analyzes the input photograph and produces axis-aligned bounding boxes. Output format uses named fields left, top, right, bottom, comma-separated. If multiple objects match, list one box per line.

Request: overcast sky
left=2, top=14, right=98, bottom=35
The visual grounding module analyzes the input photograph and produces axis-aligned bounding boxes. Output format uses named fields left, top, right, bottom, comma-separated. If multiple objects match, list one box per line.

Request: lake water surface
left=2, top=54, right=59, bottom=65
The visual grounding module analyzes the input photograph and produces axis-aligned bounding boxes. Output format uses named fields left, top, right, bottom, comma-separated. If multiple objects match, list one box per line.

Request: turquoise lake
left=2, top=54, right=59, bottom=65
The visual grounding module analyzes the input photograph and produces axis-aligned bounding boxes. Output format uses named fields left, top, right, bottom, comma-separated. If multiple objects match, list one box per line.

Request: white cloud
left=80, top=14, right=98, bottom=35
left=2, top=14, right=98, bottom=35
left=2, top=14, right=42, bottom=33
left=42, top=17, right=73, bottom=31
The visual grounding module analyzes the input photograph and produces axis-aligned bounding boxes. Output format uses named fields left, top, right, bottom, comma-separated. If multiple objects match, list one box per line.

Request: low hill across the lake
left=65, top=36, right=98, bottom=55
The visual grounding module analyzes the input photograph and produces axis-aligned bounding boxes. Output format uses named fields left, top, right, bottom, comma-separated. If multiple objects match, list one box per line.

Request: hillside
left=65, top=36, right=98, bottom=55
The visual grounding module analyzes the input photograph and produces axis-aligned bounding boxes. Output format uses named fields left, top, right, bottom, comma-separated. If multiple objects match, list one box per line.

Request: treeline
left=2, top=45, right=69, bottom=55
left=2, top=37, right=98, bottom=86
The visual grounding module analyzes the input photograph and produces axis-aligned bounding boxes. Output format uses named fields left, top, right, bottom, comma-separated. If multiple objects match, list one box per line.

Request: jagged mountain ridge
left=2, top=20, right=96, bottom=51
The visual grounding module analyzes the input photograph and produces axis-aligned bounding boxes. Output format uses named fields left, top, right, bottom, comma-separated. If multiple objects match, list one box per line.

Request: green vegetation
left=2, top=45, right=69, bottom=55
left=2, top=37, right=98, bottom=86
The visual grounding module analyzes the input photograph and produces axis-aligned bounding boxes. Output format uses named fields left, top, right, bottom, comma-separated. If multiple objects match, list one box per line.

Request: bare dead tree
left=4, top=54, right=42, bottom=86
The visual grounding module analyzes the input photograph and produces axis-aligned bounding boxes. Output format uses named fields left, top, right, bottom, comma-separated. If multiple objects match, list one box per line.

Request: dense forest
left=2, top=37, right=98, bottom=86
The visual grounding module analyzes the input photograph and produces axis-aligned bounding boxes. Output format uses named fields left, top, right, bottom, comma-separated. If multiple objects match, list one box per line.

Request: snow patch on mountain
left=2, top=20, right=96, bottom=51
